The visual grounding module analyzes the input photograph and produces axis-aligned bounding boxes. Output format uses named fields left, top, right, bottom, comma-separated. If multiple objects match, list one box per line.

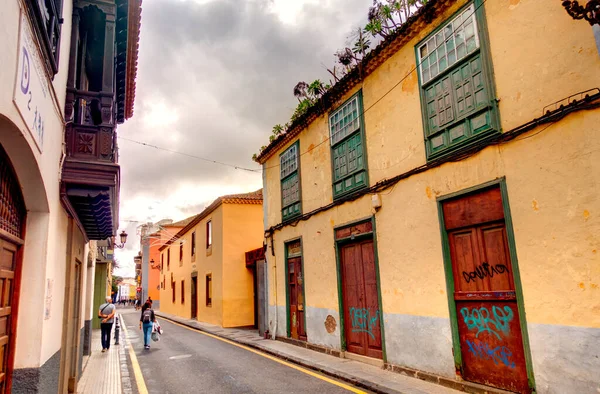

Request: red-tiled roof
left=159, top=189, right=263, bottom=250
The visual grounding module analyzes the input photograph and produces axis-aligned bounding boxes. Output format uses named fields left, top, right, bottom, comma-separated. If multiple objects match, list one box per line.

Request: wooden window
left=167, top=249, right=170, bottom=270
left=181, top=280, right=185, bottom=304
left=329, top=92, right=368, bottom=199
left=191, top=231, right=196, bottom=256
left=179, top=241, right=183, bottom=265
left=160, top=254, right=164, bottom=272
left=206, top=274, right=212, bottom=307
left=417, top=3, right=498, bottom=159
left=26, top=0, right=63, bottom=74
left=206, top=221, right=212, bottom=248
left=280, top=141, right=302, bottom=221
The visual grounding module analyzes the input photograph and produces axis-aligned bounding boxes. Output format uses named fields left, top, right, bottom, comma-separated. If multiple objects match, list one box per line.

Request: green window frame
left=417, top=2, right=499, bottom=160
left=280, top=141, right=302, bottom=221
left=329, top=91, right=368, bottom=199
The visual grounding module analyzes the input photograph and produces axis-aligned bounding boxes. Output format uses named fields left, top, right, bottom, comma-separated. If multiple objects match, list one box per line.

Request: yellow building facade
left=159, top=190, right=264, bottom=328
left=256, top=1, right=599, bottom=393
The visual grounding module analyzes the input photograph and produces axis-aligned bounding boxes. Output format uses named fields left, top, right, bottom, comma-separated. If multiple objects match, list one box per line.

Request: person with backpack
left=139, top=301, right=156, bottom=349
left=98, top=296, right=116, bottom=352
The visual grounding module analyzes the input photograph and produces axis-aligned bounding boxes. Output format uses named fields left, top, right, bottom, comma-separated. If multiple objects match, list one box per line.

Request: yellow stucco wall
left=263, top=0, right=600, bottom=331
left=221, top=203, right=264, bottom=327
left=159, top=202, right=263, bottom=327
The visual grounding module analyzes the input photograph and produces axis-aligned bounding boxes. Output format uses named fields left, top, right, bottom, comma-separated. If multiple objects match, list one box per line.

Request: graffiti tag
left=349, top=308, right=379, bottom=340
left=465, top=339, right=516, bottom=369
left=462, top=262, right=508, bottom=283
left=460, top=306, right=514, bottom=340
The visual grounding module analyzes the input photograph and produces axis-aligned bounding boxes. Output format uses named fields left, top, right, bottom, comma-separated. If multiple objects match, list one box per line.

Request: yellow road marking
left=119, top=315, right=149, bottom=394
left=161, top=317, right=367, bottom=394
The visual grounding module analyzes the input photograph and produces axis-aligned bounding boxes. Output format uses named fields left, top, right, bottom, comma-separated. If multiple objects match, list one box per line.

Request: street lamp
left=150, top=259, right=161, bottom=270
left=113, top=230, right=128, bottom=249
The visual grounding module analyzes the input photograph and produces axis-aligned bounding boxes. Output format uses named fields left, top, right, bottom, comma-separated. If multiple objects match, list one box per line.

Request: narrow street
left=120, top=308, right=367, bottom=394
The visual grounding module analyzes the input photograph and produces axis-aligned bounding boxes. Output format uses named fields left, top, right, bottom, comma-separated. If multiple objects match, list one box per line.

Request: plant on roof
left=253, top=0, right=427, bottom=162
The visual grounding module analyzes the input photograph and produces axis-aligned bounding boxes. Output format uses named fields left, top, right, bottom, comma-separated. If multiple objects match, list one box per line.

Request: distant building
left=137, top=217, right=196, bottom=309
left=255, top=1, right=599, bottom=393
left=159, top=190, right=263, bottom=328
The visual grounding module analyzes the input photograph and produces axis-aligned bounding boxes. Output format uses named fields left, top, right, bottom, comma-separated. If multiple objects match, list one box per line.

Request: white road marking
left=169, top=354, right=192, bottom=360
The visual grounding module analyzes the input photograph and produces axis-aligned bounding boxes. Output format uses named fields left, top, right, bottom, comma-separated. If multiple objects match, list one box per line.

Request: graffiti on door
left=465, top=339, right=516, bottom=368
left=349, top=307, right=379, bottom=339
left=461, top=262, right=508, bottom=283
left=460, top=305, right=514, bottom=340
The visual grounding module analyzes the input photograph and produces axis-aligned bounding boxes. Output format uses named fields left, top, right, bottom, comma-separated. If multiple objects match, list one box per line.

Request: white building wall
left=0, top=0, right=75, bottom=378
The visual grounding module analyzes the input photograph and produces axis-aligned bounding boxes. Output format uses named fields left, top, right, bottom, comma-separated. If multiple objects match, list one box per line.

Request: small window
left=161, top=254, right=164, bottom=272
left=191, top=231, right=196, bottom=256
left=206, top=221, right=212, bottom=248
left=181, top=280, right=185, bottom=304
left=206, top=274, right=212, bottom=307
left=280, top=142, right=302, bottom=221
left=416, top=3, right=498, bottom=159
left=328, top=92, right=368, bottom=198
left=179, top=241, right=183, bottom=264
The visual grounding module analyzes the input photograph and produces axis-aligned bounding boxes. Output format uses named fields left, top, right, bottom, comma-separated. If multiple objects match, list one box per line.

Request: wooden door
left=287, top=257, right=306, bottom=340
left=0, top=239, right=19, bottom=394
left=443, top=187, right=530, bottom=393
left=191, top=277, right=198, bottom=319
left=340, top=240, right=382, bottom=359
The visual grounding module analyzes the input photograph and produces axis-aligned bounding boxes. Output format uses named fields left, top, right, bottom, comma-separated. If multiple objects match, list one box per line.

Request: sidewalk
left=77, top=328, right=122, bottom=394
left=77, top=313, right=136, bottom=394
left=155, top=311, right=462, bottom=394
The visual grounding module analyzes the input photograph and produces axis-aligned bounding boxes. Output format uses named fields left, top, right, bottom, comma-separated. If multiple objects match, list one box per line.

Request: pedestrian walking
left=139, top=301, right=156, bottom=350
left=98, top=296, right=116, bottom=352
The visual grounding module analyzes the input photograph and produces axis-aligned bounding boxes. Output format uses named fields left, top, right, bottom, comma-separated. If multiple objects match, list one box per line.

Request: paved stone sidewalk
left=77, top=312, right=136, bottom=394
left=155, top=311, right=462, bottom=394
left=77, top=327, right=122, bottom=394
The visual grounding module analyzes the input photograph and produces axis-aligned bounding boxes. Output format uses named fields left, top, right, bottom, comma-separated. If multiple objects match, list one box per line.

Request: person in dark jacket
left=139, top=301, right=156, bottom=349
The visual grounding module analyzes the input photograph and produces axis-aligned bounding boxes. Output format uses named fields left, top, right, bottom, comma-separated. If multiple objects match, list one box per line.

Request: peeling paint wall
left=262, top=0, right=600, bottom=392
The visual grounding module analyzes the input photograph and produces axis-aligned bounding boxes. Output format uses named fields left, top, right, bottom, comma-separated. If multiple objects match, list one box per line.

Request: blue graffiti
left=349, top=308, right=379, bottom=340
left=460, top=306, right=514, bottom=340
left=465, top=339, right=516, bottom=369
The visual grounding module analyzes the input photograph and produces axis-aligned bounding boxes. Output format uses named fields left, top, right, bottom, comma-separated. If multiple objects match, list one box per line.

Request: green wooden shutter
left=332, top=132, right=366, bottom=197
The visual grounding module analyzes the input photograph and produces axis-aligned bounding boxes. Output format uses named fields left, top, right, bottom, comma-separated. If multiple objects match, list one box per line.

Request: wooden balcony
left=61, top=89, right=120, bottom=241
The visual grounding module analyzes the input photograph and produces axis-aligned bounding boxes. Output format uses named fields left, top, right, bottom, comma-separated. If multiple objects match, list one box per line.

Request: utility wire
left=118, top=136, right=261, bottom=173
left=118, top=1, right=487, bottom=174
left=261, top=0, right=488, bottom=171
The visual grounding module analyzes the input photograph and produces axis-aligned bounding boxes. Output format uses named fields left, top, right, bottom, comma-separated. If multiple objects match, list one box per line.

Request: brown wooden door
left=340, top=240, right=382, bottom=359
left=0, top=239, right=18, bottom=393
left=191, top=277, right=198, bottom=319
left=287, top=257, right=306, bottom=340
left=443, top=187, right=530, bottom=393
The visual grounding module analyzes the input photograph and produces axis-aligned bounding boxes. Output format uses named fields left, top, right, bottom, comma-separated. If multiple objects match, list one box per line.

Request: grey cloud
left=119, top=0, right=372, bottom=205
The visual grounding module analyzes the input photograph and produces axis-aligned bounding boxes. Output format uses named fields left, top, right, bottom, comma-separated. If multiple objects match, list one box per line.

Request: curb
left=155, top=312, right=398, bottom=394
left=117, top=314, right=136, bottom=394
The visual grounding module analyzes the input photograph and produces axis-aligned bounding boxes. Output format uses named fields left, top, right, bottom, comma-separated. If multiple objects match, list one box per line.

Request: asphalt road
left=120, top=309, right=365, bottom=394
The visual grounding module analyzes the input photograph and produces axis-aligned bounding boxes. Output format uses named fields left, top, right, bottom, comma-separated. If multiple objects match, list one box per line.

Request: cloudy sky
left=113, top=0, right=373, bottom=276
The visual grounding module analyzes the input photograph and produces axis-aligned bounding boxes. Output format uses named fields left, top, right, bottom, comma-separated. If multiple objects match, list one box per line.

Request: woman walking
left=139, top=301, right=156, bottom=349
